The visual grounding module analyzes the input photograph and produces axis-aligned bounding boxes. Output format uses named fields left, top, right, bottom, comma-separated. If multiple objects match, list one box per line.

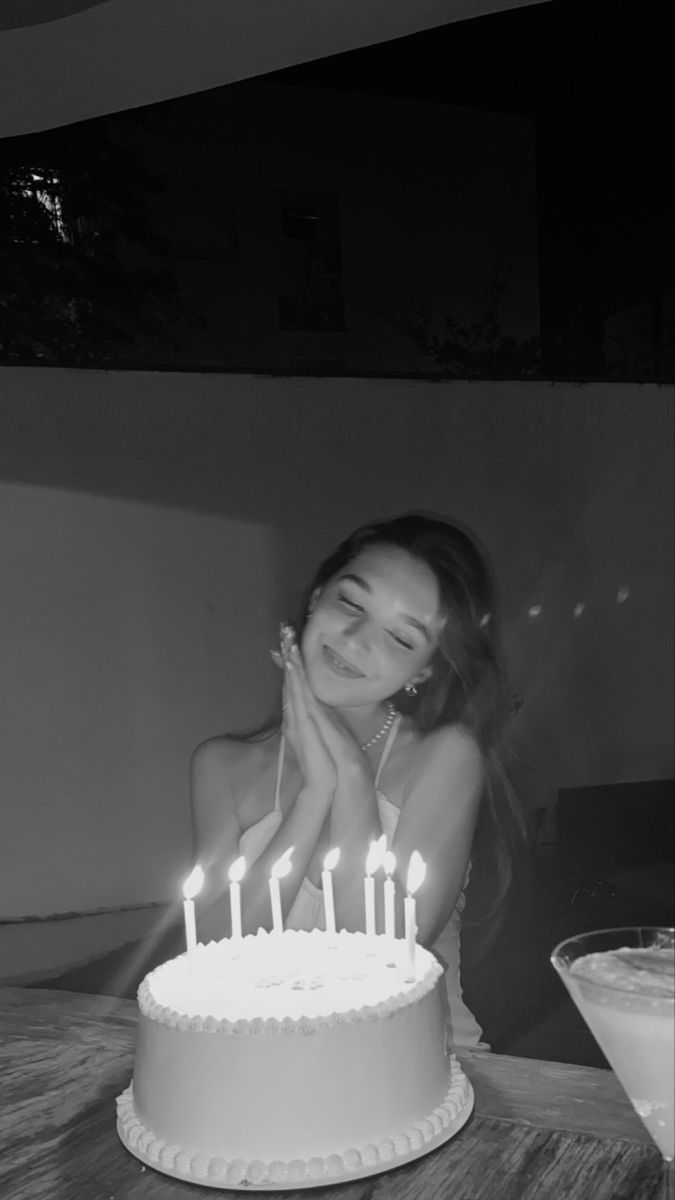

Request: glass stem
left=663, top=1157, right=674, bottom=1200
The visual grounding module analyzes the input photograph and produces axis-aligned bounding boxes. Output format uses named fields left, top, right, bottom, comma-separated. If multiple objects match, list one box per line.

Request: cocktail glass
left=552, top=927, right=674, bottom=1199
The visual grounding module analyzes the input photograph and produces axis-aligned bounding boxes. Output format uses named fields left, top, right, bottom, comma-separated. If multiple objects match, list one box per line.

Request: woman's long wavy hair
left=229, top=512, right=528, bottom=939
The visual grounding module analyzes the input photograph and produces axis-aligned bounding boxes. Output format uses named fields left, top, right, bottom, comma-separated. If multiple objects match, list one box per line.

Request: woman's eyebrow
left=340, top=572, right=370, bottom=592
left=401, top=616, right=432, bottom=643
left=339, top=573, right=431, bottom=642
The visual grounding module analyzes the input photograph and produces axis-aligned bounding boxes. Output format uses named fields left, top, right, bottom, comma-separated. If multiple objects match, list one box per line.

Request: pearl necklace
left=360, top=703, right=398, bottom=751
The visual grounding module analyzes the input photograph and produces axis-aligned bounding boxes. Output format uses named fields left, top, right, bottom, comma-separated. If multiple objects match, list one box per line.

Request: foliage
left=385, top=254, right=541, bottom=380
left=0, top=117, right=201, bottom=367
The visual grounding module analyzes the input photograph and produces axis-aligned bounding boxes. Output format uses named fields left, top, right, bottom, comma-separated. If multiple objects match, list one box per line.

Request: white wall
left=1, top=368, right=672, bottom=937
left=1, top=481, right=279, bottom=918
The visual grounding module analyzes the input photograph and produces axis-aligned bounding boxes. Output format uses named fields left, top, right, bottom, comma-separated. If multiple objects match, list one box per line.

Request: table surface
left=0, top=986, right=663, bottom=1200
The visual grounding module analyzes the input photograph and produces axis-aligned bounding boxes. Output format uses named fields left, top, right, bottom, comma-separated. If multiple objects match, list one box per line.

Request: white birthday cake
left=116, top=929, right=473, bottom=1189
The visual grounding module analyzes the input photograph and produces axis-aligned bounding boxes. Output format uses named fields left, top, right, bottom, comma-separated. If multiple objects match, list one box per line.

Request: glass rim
left=551, top=925, right=675, bottom=999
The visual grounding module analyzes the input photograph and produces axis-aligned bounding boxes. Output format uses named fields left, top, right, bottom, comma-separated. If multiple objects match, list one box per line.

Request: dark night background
left=274, top=0, right=674, bottom=380
left=1, top=0, right=673, bottom=379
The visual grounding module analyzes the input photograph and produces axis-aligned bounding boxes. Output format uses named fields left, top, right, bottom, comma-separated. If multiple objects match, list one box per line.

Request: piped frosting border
left=139, top=929, right=444, bottom=1035
left=117, top=1056, right=471, bottom=1188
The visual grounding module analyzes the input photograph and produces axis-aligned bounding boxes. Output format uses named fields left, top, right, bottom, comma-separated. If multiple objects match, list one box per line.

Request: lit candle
left=404, top=851, right=427, bottom=981
left=321, top=847, right=340, bottom=937
left=269, top=847, right=294, bottom=934
left=364, top=834, right=387, bottom=942
left=182, top=864, right=205, bottom=970
left=228, top=855, right=246, bottom=942
left=383, top=850, right=396, bottom=964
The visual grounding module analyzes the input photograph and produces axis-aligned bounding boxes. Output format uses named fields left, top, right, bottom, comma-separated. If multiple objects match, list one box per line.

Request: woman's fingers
left=289, top=644, right=362, bottom=757
left=282, top=634, right=342, bottom=765
left=284, top=659, right=313, bottom=748
left=285, top=660, right=336, bottom=775
left=288, top=644, right=314, bottom=704
left=287, top=661, right=319, bottom=741
left=283, top=661, right=299, bottom=729
left=288, top=643, right=328, bottom=724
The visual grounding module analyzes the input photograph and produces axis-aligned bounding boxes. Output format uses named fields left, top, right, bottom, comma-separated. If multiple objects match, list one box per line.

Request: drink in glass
left=552, top=927, right=674, bottom=1195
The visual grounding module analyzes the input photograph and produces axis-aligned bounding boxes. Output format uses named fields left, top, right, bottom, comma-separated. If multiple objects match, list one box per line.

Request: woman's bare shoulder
left=191, top=734, right=274, bottom=787
left=408, top=722, right=483, bottom=776
left=191, top=736, right=277, bottom=841
left=395, top=723, right=484, bottom=833
left=192, top=734, right=239, bottom=768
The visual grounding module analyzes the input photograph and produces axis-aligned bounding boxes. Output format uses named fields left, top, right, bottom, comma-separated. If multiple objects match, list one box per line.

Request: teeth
left=325, top=646, right=361, bottom=676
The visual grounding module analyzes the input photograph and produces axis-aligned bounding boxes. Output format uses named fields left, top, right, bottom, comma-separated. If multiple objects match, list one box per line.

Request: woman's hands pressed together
left=280, top=626, right=372, bottom=788
left=282, top=643, right=338, bottom=798
left=279, top=626, right=382, bottom=931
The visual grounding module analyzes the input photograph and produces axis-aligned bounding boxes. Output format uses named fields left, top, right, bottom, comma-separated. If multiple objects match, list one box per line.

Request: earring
left=404, top=683, right=418, bottom=697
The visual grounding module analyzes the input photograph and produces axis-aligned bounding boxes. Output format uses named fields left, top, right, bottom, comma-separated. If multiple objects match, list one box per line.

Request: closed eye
left=337, top=592, right=363, bottom=612
left=337, top=590, right=415, bottom=649
left=391, top=633, right=414, bottom=651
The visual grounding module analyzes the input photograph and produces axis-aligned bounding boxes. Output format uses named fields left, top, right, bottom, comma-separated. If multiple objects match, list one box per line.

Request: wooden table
left=0, top=986, right=663, bottom=1200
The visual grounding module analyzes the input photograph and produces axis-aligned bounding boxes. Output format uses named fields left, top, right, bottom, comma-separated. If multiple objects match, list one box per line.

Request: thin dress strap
left=273, top=733, right=285, bottom=812
left=374, top=713, right=402, bottom=790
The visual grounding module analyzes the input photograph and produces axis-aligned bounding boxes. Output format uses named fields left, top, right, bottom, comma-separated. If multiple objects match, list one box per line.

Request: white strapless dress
left=238, top=717, right=487, bottom=1050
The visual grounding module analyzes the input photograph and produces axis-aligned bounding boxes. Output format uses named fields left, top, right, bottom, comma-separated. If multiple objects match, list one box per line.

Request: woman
left=191, top=512, right=523, bottom=1048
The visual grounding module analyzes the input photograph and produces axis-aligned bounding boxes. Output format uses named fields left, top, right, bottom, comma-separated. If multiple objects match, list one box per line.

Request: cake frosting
left=117, top=929, right=473, bottom=1189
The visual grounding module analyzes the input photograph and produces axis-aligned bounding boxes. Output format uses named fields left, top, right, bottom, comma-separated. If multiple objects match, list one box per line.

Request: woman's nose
left=343, top=614, right=371, bottom=648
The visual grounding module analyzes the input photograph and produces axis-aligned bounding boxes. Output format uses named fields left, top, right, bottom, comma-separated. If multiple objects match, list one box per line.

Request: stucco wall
left=1, top=479, right=279, bottom=919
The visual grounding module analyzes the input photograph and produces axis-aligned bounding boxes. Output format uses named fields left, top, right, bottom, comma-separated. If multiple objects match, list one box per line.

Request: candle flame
left=182, top=864, right=205, bottom=900
left=383, top=850, right=396, bottom=877
left=365, top=834, right=387, bottom=875
left=406, top=851, right=426, bottom=896
left=271, top=846, right=294, bottom=879
left=323, top=847, right=340, bottom=872
left=228, top=855, right=246, bottom=884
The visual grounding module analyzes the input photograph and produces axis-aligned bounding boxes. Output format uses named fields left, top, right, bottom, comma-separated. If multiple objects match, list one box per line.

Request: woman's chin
left=307, top=676, right=354, bottom=706
left=305, top=662, right=365, bottom=707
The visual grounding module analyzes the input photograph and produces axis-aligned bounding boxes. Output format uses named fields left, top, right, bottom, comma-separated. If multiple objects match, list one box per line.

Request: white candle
left=404, top=851, right=427, bottom=981
left=364, top=875, right=375, bottom=939
left=269, top=846, right=294, bottom=934
left=364, top=835, right=387, bottom=942
left=383, top=850, right=396, bottom=964
left=182, top=864, right=205, bottom=970
left=321, top=847, right=340, bottom=936
left=228, top=855, right=246, bottom=942
left=404, top=895, right=416, bottom=980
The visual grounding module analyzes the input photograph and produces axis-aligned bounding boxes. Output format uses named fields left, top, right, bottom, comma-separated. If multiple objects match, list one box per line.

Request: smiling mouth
left=322, top=645, right=366, bottom=678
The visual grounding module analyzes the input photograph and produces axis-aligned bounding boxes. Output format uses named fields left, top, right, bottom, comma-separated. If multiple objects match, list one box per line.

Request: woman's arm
left=326, top=727, right=483, bottom=938
left=190, top=737, right=243, bottom=941
left=327, top=761, right=381, bottom=930
left=282, top=643, right=382, bottom=928
left=390, top=725, right=484, bottom=947
left=191, top=652, right=340, bottom=940
left=191, top=736, right=335, bottom=940
left=237, top=782, right=334, bottom=936
left=190, top=737, right=249, bottom=942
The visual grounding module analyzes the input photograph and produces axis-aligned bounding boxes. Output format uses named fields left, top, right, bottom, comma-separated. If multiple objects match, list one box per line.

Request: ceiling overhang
left=1, top=0, right=551, bottom=139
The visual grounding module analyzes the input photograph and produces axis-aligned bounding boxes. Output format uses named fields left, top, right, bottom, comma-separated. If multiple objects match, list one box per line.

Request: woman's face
left=301, top=544, right=445, bottom=708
